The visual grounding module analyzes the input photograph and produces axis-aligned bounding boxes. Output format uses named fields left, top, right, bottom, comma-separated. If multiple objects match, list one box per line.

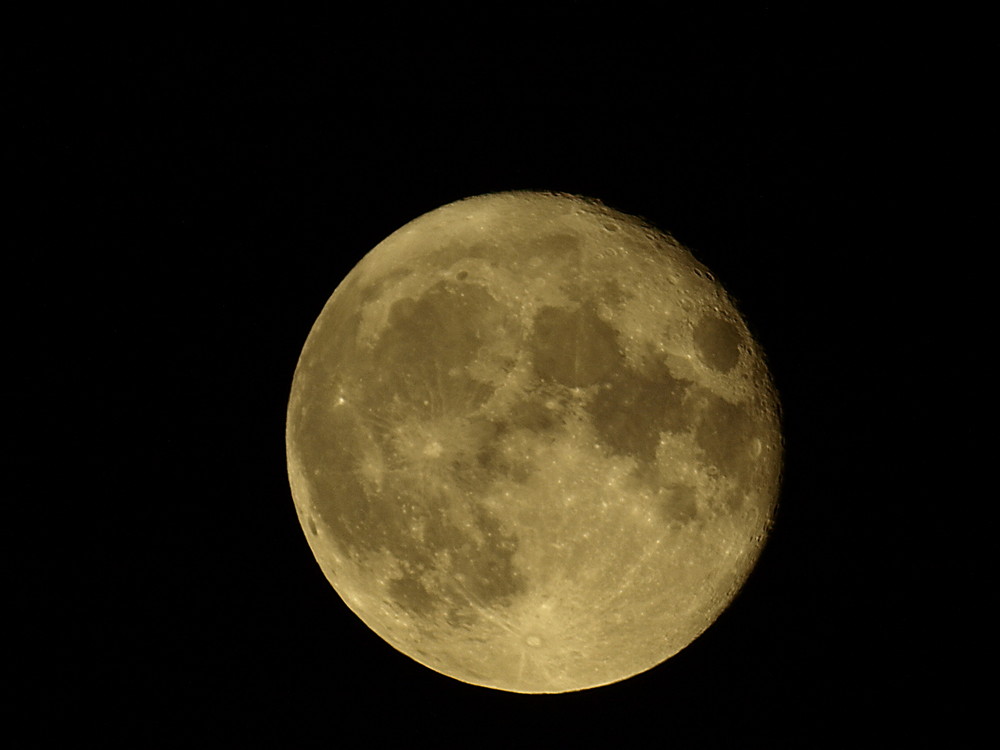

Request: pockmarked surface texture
left=286, top=192, right=782, bottom=693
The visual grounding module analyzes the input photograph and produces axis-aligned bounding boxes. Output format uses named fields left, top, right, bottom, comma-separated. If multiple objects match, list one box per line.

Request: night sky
left=12, top=7, right=960, bottom=745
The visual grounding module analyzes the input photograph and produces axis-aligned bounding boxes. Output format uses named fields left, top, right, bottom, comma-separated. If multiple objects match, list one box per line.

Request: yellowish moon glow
left=286, top=191, right=782, bottom=693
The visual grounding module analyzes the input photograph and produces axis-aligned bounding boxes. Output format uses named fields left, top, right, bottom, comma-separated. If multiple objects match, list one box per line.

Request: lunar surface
left=286, top=191, right=782, bottom=693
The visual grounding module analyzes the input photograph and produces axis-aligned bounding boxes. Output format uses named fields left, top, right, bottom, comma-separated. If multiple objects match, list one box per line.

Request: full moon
left=286, top=191, right=782, bottom=693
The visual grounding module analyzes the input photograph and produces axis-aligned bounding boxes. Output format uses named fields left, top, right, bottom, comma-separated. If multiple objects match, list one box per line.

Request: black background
left=11, top=7, right=962, bottom=745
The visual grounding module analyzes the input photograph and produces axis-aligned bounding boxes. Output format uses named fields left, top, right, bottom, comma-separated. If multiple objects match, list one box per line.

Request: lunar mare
left=286, top=191, right=782, bottom=693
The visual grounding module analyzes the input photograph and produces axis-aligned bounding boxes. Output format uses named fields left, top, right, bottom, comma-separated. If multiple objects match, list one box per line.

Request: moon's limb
left=286, top=191, right=782, bottom=693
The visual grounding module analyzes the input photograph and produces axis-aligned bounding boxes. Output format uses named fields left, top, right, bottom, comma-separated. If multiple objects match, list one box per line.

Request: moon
left=286, top=191, right=782, bottom=693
